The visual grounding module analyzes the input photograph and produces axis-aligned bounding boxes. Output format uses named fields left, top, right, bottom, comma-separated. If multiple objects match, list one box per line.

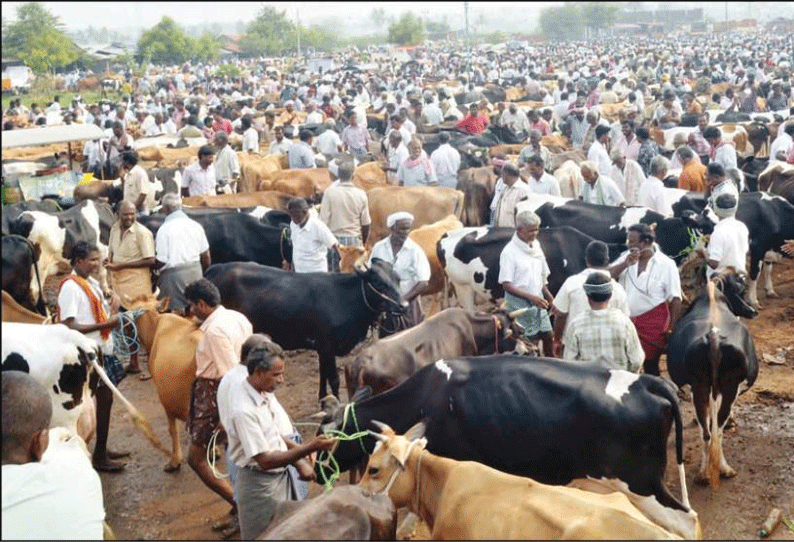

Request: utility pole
left=464, top=1, right=471, bottom=85
left=296, top=9, right=301, bottom=59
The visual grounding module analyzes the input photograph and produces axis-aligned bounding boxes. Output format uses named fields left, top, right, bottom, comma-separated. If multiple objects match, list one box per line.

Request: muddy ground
left=45, top=258, right=794, bottom=540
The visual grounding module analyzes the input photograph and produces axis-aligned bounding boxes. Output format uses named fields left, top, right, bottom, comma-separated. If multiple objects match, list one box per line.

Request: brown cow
left=240, top=154, right=283, bottom=193
left=77, top=76, right=100, bottom=92
left=270, top=168, right=332, bottom=200
left=757, top=162, right=794, bottom=204
left=353, top=161, right=389, bottom=192
left=488, top=143, right=525, bottom=157
left=182, top=190, right=293, bottom=210
left=718, top=124, right=748, bottom=155
left=366, top=186, right=464, bottom=247
left=408, top=215, right=464, bottom=298
left=73, top=180, right=121, bottom=203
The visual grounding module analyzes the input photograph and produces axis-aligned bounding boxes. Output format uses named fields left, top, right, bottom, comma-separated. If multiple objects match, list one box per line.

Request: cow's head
left=488, top=305, right=530, bottom=354
left=355, top=258, right=406, bottom=314
left=313, top=386, right=377, bottom=482
left=711, top=270, right=758, bottom=319
left=359, top=420, right=427, bottom=507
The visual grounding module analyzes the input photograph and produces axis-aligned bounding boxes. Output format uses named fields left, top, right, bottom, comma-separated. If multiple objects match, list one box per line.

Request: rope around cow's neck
left=111, top=309, right=145, bottom=359
left=316, top=402, right=369, bottom=492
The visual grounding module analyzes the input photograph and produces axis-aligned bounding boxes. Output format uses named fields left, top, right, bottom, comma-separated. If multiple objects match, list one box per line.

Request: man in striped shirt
left=340, top=111, right=370, bottom=158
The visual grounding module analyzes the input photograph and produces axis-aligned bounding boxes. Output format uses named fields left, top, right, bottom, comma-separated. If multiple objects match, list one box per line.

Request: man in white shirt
left=368, top=212, right=431, bottom=337
left=382, top=131, right=409, bottom=185
left=287, top=198, right=338, bottom=273
left=2, top=373, right=106, bottom=540
left=552, top=240, right=629, bottom=357
left=120, top=151, right=154, bottom=214
left=637, top=155, right=670, bottom=215
left=241, top=115, right=259, bottom=155
left=499, top=103, right=530, bottom=140
left=213, top=133, right=240, bottom=193
left=493, top=163, right=531, bottom=228
left=587, top=125, right=613, bottom=177
left=221, top=337, right=336, bottom=540
left=304, top=102, right=324, bottom=125
left=430, top=131, right=461, bottom=189
left=269, top=126, right=293, bottom=156
left=610, top=148, right=646, bottom=206
left=421, top=95, right=444, bottom=126
left=314, top=126, right=343, bottom=156
left=579, top=161, right=625, bottom=207
left=698, top=193, right=749, bottom=280
left=154, top=193, right=211, bottom=312
left=181, top=145, right=218, bottom=197
left=525, top=155, right=561, bottom=196
left=703, top=126, right=737, bottom=172
left=609, top=223, right=682, bottom=375
left=769, top=122, right=794, bottom=164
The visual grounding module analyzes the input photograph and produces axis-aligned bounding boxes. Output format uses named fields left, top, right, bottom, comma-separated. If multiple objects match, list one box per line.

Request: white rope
left=207, top=428, right=229, bottom=479
left=112, top=309, right=144, bottom=359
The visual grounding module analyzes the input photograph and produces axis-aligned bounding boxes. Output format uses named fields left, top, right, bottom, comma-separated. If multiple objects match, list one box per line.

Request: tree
left=388, top=11, right=424, bottom=45
left=539, top=4, right=585, bottom=41
left=137, top=16, right=195, bottom=65
left=194, top=31, right=222, bottom=62
left=581, top=3, right=620, bottom=37
left=370, top=7, right=387, bottom=29
left=239, top=5, right=295, bottom=58
left=425, top=19, right=451, bottom=36
left=3, top=2, right=79, bottom=74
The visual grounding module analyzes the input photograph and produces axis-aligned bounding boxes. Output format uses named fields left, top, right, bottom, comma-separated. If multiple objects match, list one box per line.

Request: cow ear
left=403, top=420, right=427, bottom=442
left=157, top=296, right=170, bottom=313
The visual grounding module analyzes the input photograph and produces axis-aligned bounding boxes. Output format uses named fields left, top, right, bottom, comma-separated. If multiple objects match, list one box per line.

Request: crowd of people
left=3, top=30, right=794, bottom=540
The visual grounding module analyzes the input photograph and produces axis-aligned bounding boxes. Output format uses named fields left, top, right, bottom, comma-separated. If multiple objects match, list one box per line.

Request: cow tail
left=707, top=325, right=722, bottom=490
left=86, top=352, right=172, bottom=458
left=453, top=190, right=464, bottom=222
left=646, top=377, right=691, bottom=511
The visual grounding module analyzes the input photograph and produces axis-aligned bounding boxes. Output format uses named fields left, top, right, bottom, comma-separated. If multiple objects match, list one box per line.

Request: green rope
left=315, top=402, right=369, bottom=492
left=670, top=226, right=702, bottom=261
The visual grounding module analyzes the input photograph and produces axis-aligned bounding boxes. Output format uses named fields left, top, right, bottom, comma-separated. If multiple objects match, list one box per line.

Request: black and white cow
left=7, top=199, right=115, bottom=297
left=1, top=323, right=102, bottom=441
left=437, top=225, right=626, bottom=312
left=666, top=271, right=758, bottom=488
left=515, top=195, right=712, bottom=265
left=317, top=355, right=692, bottom=513
left=668, top=190, right=794, bottom=307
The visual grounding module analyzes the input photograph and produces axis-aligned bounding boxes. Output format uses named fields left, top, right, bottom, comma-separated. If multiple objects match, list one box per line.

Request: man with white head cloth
left=368, top=212, right=431, bottom=338
left=697, top=193, right=749, bottom=280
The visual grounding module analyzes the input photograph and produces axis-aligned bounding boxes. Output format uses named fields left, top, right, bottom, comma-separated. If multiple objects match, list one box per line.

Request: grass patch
left=2, top=76, right=104, bottom=112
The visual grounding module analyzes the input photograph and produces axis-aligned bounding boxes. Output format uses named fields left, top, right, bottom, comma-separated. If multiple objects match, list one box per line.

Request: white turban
left=328, top=159, right=339, bottom=177
left=387, top=211, right=414, bottom=229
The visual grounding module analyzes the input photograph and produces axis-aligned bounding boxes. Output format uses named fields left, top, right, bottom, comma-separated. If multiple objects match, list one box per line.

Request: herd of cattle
left=2, top=93, right=793, bottom=539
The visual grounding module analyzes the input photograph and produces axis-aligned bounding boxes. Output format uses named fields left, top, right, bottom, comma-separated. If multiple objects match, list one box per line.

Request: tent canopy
left=2, top=124, right=104, bottom=150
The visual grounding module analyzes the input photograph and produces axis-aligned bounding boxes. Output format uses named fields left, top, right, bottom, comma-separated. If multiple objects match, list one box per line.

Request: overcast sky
left=1, top=2, right=556, bottom=33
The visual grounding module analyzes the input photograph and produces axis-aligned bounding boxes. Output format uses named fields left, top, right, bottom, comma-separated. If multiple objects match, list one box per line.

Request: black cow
left=738, top=155, right=769, bottom=193
left=1, top=234, right=46, bottom=315
left=138, top=209, right=292, bottom=269
left=666, top=271, right=758, bottom=488
left=437, top=225, right=626, bottom=312
left=316, top=355, right=691, bottom=512
left=520, top=198, right=711, bottom=264
left=205, top=258, right=404, bottom=400
left=669, top=191, right=794, bottom=307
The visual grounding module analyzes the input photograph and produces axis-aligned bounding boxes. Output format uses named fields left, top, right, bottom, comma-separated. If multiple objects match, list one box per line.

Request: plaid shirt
left=563, top=307, right=644, bottom=373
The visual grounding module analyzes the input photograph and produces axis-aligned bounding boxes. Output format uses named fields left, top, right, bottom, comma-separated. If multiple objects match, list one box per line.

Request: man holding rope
left=106, top=200, right=155, bottom=379
left=220, top=334, right=336, bottom=540
left=57, top=241, right=127, bottom=473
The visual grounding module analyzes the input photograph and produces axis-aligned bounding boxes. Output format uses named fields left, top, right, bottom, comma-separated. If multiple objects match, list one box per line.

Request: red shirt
left=213, top=118, right=233, bottom=134
left=455, top=114, right=489, bottom=134
left=530, top=118, right=551, bottom=136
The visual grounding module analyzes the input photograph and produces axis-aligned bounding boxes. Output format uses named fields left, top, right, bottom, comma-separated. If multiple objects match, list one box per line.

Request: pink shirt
left=195, top=306, right=253, bottom=380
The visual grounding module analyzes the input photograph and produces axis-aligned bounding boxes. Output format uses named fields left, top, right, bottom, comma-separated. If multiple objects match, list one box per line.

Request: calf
left=437, top=225, right=625, bottom=312
left=361, top=422, right=695, bottom=540
left=345, top=306, right=526, bottom=399
left=666, top=272, right=758, bottom=488
left=317, top=355, right=691, bottom=512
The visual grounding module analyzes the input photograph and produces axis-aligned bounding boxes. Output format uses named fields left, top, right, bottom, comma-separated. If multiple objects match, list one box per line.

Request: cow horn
left=370, top=420, right=394, bottom=436
left=368, top=430, right=389, bottom=443
left=508, top=307, right=529, bottom=319
left=308, top=410, right=327, bottom=420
